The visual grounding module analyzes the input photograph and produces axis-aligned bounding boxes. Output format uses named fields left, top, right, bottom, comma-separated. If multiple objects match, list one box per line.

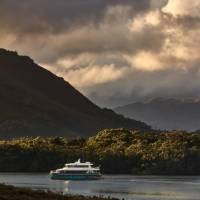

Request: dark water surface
left=0, top=173, right=200, bottom=200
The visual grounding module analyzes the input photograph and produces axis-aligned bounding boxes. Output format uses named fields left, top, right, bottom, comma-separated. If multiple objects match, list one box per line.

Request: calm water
left=0, top=173, right=200, bottom=200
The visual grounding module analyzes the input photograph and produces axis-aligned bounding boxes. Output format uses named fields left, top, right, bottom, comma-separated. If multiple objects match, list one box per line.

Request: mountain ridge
left=114, top=97, right=200, bottom=131
left=0, top=48, right=150, bottom=138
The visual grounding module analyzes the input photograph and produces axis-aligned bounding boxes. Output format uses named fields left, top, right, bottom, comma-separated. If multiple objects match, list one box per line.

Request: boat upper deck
left=54, top=159, right=100, bottom=172
left=65, top=159, right=93, bottom=167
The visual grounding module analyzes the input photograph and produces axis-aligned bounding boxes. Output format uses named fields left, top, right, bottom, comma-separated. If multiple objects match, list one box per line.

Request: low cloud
left=1, top=0, right=200, bottom=107
left=163, top=0, right=200, bottom=17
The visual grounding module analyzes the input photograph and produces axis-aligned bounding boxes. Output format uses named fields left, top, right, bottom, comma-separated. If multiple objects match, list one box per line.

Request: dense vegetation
left=0, top=184, right=116, bottom=200
left=0, top=129, right=200, bottom=175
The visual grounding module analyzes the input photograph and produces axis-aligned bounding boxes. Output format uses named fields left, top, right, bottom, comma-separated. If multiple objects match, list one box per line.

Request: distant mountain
left=0, top=49, right=150, bottom=138
left=114, top=98, right=200, bottom=131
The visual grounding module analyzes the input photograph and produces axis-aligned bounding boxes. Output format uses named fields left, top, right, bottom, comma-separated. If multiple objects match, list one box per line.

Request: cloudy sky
left=1, top=0, right=200, bottom=107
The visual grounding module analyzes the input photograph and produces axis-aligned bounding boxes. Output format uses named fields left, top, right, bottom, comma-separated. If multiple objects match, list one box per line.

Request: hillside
left=115, top=98, right=200, bottom=131
left=0, top=49, right=150, bottom=138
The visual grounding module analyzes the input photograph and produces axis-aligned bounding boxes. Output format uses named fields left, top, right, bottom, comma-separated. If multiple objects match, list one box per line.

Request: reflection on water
left=0, top=174, right=200, bottom=200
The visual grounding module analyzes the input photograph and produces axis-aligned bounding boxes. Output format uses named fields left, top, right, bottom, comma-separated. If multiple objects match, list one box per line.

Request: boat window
left=76, top=165, right=89, bottom=168
left=67, top=165, right=89, bottom=168
left=59, top=170, right=98, bottom=174
left=67, top=165, right=75, bottom=168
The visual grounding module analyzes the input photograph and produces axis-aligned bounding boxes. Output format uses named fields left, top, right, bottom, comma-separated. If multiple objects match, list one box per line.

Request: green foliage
left=0, top=129, right=200, bottom=174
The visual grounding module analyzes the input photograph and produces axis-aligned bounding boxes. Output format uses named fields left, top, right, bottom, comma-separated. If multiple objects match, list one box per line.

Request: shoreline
left=0, top=175, right=199, bottom=200
left=0, top=172, right=200, bottom=176
left=0, top=184, right=118, bottom=200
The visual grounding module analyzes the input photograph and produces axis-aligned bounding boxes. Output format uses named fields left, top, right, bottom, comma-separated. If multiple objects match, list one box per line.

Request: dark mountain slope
left=115, top=98, right=200, bottom=131
left=0, top=49, right=150, bottom=138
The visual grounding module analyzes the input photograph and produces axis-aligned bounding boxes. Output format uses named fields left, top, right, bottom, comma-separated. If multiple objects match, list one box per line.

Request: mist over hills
left=0, top=49, right=150, bottom=138
left=115, top=98, right=200, bottom=131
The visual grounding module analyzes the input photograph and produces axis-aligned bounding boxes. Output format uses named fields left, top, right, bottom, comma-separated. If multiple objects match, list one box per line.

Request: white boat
left=50, top=159, right=102, bottom=180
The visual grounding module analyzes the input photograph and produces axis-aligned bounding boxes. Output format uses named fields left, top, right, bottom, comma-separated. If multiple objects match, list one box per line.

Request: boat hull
left=50, top=173, right=101, bottom=180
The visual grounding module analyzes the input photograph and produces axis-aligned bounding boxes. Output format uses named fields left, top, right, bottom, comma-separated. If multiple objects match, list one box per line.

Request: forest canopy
left=0, top=129, right=200, bottom=175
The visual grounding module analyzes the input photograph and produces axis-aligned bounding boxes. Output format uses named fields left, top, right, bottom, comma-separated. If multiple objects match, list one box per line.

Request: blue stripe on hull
left=50, top=174, right=101, bottom=180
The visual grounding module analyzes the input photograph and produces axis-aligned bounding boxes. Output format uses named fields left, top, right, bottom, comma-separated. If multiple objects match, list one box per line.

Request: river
left=0, top=173, right=200, bottom=200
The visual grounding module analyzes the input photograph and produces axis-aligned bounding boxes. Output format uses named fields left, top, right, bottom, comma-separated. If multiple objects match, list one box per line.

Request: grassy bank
left=0, top=128, right=200, bottom=175
left=0, top=184, right=117, bottom=200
